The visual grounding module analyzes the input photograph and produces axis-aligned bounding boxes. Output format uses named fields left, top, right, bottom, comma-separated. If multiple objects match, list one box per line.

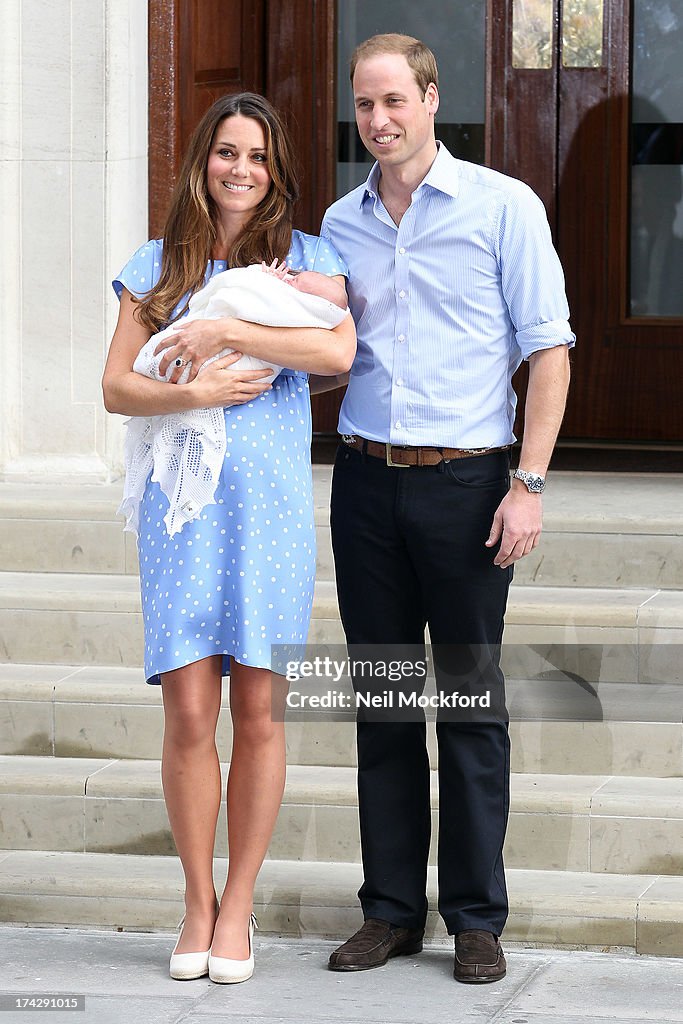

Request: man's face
left=352, top=53, right=438, bottom=173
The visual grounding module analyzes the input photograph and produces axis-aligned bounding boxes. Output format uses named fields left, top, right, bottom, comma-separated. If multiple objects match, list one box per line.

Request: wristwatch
left=513, top=468, right=546, bottom=493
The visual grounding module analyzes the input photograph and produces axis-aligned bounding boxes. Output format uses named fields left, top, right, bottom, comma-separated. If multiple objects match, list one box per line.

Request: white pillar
left=0, top=0, right=148, bottom=482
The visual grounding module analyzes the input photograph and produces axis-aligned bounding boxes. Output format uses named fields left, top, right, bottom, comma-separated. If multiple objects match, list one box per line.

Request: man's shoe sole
left=328, top=939, right=424, bottom=972
left=453, top=968, right=506, bottom=984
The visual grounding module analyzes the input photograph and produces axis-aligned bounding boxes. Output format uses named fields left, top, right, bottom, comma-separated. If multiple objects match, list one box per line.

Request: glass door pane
left=513, top=0, right=554, bottom=68
left=562, top=0, right=604, bottom=67
left=630, top=1, right=683, bottom=316
left=336, top=1, right=487, bottom=197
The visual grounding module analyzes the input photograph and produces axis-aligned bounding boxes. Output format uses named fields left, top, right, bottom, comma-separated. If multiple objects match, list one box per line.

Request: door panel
left=178, top=0, right=266, bottom=146
left=490, top=0, right=559, bottom=224
left=560, top=1, right=683, bottom=441
left=492, top=0, right=683, bottom=442
left=148, top=0, right=266, bottom=238
left=265, top=0, right=336, bottom=236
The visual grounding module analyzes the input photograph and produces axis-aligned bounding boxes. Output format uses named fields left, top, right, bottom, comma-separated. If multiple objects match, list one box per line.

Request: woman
left=102, top=93, right=354, bottom=983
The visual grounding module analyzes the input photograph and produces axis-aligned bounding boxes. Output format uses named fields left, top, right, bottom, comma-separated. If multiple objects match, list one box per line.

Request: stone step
left=0, top=849, right=680, bottom=955
left=1, top=664, right=681, bottom=776
left=1, top=472, right=682, bottom=588
left=0, top=572, right=342, bottom=666
left=1, top=755, right=682, bottom=875
left=0, top=571, right=680, bottom=684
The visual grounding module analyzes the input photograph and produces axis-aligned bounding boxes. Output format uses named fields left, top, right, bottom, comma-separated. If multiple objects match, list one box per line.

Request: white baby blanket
left=119, top=265, right=347, bottom=538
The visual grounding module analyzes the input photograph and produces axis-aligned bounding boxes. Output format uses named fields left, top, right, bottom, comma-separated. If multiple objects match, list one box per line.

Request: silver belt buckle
left=385, top=443, right=410, bottom=467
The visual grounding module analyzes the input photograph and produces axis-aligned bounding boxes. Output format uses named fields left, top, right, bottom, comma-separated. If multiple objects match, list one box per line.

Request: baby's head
left=288, top=270, right=347, bottom=310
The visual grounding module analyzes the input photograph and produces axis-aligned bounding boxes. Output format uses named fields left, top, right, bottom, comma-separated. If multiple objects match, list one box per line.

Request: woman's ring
left=174, top=357, right=188, bottom=368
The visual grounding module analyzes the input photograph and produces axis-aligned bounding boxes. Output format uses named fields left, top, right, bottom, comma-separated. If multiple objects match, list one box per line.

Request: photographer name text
left=285, top=690, right=491, bottom=710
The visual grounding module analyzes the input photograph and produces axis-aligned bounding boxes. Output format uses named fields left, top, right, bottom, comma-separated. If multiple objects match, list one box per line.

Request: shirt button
left=397, top=378, right=404, bottom=386
left=395, top=421, right=401, bottom=429
left=399, top=290, right=406, bottom=298
left=398, top=334, right=405, bottom=342
left=399, top=247, right=406, bottom=254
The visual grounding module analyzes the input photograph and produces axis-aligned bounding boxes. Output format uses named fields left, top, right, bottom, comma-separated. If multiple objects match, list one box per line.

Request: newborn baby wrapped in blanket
left=119, top=262, right=348, bottom=537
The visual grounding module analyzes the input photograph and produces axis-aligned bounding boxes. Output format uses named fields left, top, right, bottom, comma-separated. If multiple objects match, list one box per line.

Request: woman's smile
left=207, top=114, right=271, bottom=228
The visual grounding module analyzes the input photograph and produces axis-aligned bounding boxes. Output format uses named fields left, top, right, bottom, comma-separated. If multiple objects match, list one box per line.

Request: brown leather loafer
left=453, top=929, right=506, bottom=983
left=328, top=918, right=424, bottom=972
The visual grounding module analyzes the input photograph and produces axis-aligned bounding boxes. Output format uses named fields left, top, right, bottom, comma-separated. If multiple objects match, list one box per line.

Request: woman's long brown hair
left=136, top=93, right=300, bottom=331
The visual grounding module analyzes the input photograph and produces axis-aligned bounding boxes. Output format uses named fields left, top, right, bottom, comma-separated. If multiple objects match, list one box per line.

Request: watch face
left=515, top=470, right=545, bottom=493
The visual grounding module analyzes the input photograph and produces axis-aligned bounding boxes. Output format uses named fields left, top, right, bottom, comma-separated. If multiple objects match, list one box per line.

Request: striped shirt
left=321, top=142, right=575, bottom=448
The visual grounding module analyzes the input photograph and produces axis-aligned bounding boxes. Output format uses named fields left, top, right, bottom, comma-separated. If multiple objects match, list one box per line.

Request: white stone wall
left=0, top=0, right=148, bottom=482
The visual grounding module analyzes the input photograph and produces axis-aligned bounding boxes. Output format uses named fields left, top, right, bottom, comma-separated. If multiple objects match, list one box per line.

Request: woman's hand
left=155, top=318, right=228, bottom=382
left=188, top=355, right=275, bottom=407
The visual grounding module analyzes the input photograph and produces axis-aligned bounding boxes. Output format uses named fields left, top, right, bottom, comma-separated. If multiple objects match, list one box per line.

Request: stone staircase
left=0, top=471, right=681, bottom=954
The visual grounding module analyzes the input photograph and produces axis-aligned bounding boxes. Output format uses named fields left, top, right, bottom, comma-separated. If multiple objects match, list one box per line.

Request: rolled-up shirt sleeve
left=497, top=185, right=576, bottom=359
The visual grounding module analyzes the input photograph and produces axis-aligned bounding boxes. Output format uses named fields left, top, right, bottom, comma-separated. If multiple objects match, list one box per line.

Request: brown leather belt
left=341, top=434, right=510, bottom=468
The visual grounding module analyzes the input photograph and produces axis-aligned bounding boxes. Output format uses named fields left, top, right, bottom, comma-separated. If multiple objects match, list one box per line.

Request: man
left=318, top=33, right=573, bottom=983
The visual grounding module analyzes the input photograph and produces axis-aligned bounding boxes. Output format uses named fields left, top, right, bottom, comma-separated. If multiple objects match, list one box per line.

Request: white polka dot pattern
left=112, top=231, right=348, bottom=684
left=137, top=376, right=315, bottom=684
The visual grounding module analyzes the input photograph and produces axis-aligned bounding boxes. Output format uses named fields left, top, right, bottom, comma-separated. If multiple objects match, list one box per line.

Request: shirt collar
left=359, top=141, right=459, bottom=208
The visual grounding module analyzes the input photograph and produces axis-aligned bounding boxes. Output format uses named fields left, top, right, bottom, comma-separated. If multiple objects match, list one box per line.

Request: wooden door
left=491, top=0, right=683, bottom=442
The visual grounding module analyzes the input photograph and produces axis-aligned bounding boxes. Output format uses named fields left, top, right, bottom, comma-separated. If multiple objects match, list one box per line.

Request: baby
left=120, top=261, right=348, bottom=538
left=134, top=260, right=347, bottom=385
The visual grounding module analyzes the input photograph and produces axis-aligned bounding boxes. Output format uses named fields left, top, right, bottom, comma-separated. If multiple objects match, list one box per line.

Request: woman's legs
left=161, top=656, right=223, bottom=953
left=210, top=661, right=288, bottom=958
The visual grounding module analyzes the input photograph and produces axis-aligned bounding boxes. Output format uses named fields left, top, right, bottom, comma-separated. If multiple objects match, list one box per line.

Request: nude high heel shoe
left=208, top=913, right=258, bottom=984
left=169, top=902, right=218, bottom=980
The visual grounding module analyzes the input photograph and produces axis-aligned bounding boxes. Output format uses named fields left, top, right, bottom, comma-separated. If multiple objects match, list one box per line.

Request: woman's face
left=206, top=114, right=272, bottom=228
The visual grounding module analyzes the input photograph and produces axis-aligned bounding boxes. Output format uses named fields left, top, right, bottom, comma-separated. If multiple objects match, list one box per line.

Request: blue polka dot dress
left=113, top=232, right=348, bottom=684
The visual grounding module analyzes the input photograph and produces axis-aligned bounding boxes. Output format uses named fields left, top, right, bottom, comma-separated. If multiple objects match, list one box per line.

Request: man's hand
left=484, top=345, right=569, bottom=567
left=485, top=481, right=543, bottom=568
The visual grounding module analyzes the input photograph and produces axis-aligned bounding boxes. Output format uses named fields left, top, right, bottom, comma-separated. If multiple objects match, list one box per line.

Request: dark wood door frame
left=148, top=0, right=182, bottom=237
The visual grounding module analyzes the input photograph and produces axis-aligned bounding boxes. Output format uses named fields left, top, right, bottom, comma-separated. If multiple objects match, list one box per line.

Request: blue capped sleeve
left=286, top=230, right=349, bottom=278
left=112, top=239, right=164, bottom=302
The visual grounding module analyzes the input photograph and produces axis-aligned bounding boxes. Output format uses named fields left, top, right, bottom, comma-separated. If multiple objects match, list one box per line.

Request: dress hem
left=144, top=649, right=284, bottom=685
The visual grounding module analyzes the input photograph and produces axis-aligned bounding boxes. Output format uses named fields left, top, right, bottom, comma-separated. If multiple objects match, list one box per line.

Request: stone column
left=0, top=0, right=148, bottom=482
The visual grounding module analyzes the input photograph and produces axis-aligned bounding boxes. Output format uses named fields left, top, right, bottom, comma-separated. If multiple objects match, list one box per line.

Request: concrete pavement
left=1, top=926, right=682, bottom=1024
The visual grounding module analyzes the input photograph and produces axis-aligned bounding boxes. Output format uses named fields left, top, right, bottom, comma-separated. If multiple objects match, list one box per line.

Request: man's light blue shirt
left=321, top=142, right=575, bottom=448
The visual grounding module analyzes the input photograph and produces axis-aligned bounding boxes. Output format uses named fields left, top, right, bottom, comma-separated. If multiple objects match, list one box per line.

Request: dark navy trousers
left=330, top=444, right=513, bottom=936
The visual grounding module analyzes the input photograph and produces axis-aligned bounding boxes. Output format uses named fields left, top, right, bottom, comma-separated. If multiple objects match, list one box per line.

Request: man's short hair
left=350, top=33, right=439, bottom=97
